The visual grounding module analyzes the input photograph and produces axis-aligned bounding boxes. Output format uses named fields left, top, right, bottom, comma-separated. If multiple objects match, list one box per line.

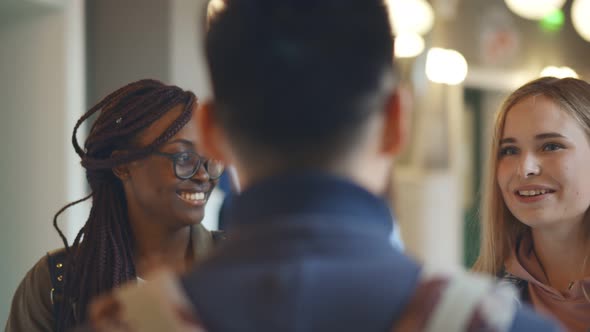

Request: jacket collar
left=227, top=171, right=394, bottom=232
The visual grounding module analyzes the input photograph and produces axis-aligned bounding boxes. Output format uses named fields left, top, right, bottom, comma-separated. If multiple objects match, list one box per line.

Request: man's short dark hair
left=206, top=0, right=397, bottom=167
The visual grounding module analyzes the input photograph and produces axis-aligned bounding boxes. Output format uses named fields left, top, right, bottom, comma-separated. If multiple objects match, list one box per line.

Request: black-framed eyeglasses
left=153, top=151, right=225, bottom=180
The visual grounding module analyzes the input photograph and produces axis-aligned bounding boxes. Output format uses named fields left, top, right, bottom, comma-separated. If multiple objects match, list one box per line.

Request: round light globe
left=426, top=48, right=469, bottom=85
left=505, top=0, right=566, bottom=20
left=387, top=0, right=435, bottom=36
left=572, top=0, right=590, bottom=42
left=395, top=33, right=425, bottom=58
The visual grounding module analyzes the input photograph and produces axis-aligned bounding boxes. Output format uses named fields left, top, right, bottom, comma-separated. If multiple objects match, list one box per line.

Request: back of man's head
left=205, top=0, right=397, bottom=170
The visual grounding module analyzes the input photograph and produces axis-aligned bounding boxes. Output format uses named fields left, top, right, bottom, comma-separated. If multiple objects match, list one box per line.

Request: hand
left=89, top=291, right=132, bottom=332
left=89, top=268, right=205, bottom=332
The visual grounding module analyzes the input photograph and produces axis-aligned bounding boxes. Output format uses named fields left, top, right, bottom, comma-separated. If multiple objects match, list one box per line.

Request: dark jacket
left=181, top=172, right=562, bottom=332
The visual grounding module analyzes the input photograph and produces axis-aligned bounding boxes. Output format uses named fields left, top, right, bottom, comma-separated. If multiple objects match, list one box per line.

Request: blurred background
left=1, top=0, right=589, bottom=325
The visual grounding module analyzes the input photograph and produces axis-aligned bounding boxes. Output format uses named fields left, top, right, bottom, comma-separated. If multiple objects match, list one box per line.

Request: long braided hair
left=53, top=79, right=196, bottom=330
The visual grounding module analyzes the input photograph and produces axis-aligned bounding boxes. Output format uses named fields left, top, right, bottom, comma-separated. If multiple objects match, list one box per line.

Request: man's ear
left=381, top=90, right=408, bottom=155
left=196, top=100, right=231, bottom=163
left=111, top=151, right=131, bottom=181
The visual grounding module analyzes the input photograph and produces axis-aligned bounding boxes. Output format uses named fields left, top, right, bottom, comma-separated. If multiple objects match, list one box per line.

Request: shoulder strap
left=46, top=249, right=67, bottom=325
left=500, top=271, right=529, bottom=304
left=211, top=230, right=226, bottom=245
left=424, top=272, right=494, bottom=332
left=392, top=269, right=518, bottom=332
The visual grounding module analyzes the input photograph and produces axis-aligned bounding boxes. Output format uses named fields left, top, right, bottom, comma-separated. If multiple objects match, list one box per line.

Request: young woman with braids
left=5, top=79, right=225, bottom=332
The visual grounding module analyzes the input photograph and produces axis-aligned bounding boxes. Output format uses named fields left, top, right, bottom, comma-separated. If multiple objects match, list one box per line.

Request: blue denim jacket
left=181, top=172, right=561, bottom=332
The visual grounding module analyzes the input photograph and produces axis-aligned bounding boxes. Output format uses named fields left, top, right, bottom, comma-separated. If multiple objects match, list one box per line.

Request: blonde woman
left=474, top=77, right=590, bottom=331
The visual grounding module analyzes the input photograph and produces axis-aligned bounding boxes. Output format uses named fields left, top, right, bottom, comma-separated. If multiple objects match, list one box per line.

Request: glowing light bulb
left=387, top=0, right=435, bottom=36
left=572, top=0, right=590, bottom=42
left=425, top=48, right=468, bottom=85
left=505, top=0, right=566, bottom=20
left=540, top=66, right=579, bottom=78
left=395, top=32, right=425, bottom=58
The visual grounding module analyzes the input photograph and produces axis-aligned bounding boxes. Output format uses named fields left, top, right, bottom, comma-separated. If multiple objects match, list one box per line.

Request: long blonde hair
left=473, top=76, right=590, bottom=275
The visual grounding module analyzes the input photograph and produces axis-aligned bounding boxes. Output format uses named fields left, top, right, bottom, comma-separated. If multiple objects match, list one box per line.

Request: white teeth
left=179, top=192, right=206, bottom=201
left=518, top=189, right=549, bottom=196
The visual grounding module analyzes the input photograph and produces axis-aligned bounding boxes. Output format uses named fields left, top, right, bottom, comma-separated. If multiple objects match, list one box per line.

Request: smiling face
left=496, top=95, right=590, bottom=232
left=122, top=104, right=219, bottom=229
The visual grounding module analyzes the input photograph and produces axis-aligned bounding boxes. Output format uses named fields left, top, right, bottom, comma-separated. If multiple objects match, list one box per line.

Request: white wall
left=0, top=1, right=85, bottom=324
left=170, top=0, right=211, bottom=99
left=86, top=0, right=170, bottom=105
left=395, top=170, right=463, bottom=269
left=394, top=83, right=466, bottom=269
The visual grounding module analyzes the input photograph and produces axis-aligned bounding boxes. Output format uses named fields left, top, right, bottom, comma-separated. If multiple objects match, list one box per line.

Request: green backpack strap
left=46, top=249, right=67, bottom=328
